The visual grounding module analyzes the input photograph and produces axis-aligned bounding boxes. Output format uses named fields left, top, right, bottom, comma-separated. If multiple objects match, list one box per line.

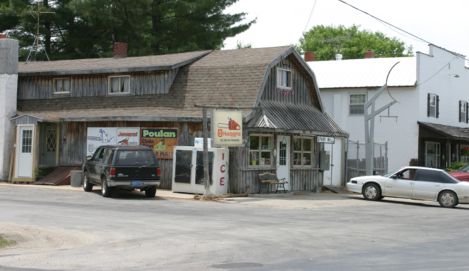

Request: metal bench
left=257, top=172, right=288, bottom=193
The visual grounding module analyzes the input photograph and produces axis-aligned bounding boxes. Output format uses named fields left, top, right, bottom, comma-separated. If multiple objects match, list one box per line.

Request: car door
left=412, top=169, right=445, bottom=200
left=383, top=168, right=414, bottom=198
left=88, top=147, right=106, bottom=181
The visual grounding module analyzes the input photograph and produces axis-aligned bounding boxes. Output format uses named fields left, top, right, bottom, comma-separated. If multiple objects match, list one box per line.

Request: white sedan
left=346, top=166, right=469, bottom=208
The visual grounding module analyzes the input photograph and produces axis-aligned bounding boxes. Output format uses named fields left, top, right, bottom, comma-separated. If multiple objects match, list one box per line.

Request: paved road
left=1, top=185, right=469, bottom=271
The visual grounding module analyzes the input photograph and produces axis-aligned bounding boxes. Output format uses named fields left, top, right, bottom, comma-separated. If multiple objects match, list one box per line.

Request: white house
left=309, top=44, right=469, bottom=185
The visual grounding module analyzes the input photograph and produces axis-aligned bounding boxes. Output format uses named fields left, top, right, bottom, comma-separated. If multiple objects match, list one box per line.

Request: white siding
left=0, top=74, right=18, bottom=180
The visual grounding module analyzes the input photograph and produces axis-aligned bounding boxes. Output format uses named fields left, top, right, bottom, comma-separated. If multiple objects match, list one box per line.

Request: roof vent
left=335, top=53, right=343, bottom=61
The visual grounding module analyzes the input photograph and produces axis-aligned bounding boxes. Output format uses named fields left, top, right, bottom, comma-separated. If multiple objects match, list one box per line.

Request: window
left=427, top=93, right=439, bottom=118
left=293, top=137, right=314, bottom=166
left=396, top=168, right=416, bottom=180
left=459, top=100, right=468, bottom=123
left=349, top=94, right=366, bottom=115
left=249, top=135, right=273, bottom=166
left=21, top=130, right=33, bottom=153
left=425, top=141, right=440, bottom=168
left=276, top=68, right=292, bottom=89
left=109, top=75, right=130, bottom=94
left=53, top=78, right=71, bottom=94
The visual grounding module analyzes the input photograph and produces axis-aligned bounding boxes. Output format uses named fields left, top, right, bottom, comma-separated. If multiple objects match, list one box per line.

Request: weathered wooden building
left=11, top=46, right=347, bottom=193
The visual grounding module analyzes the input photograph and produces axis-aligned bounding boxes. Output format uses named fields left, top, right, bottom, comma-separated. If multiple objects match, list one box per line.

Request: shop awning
left=247, top=101, right=348, bottom=137
left=418, top=122, right=469, bottom=141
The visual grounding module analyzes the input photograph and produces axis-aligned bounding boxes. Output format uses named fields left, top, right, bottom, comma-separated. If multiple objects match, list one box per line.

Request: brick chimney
left=364, top=50, right=375, bottom=58
left=113, top=42, right=128, bottom=58
left=304, top=51, right=315, bottom=62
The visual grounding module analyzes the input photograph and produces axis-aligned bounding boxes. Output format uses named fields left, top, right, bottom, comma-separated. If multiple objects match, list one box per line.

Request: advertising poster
left=116, top=128, right=140, bottom=146
left=87, top=127, right=140, bottom=157
left=86, top=127, right=117, bottom=156
left=211, top=110, right=243, bottom=146
left=140, top=128, right=178, bottom=160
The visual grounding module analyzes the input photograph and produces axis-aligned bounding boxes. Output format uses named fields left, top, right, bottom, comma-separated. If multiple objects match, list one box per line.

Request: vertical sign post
left=202, top=107, right=210, bottom=195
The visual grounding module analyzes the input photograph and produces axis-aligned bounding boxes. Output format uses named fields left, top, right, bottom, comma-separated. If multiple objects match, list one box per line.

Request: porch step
left=35, top=166, right=80, bottom=186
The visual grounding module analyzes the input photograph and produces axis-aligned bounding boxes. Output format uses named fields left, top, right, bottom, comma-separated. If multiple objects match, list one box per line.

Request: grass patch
left=0, top=235, right=16, bottom=249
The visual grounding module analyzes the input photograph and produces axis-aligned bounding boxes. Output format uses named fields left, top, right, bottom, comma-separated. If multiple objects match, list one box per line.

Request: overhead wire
left=303, top=0, right=317, bottom=34
left=336, top=0, right=468, bottom=84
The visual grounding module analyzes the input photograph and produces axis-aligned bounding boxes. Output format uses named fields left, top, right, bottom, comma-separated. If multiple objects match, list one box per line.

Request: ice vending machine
left=172, top=146, right=229, bottom=194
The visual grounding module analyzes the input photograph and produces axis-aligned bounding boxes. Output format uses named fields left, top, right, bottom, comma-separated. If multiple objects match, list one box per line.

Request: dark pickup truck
left=83, top=145, right=161, bottom=198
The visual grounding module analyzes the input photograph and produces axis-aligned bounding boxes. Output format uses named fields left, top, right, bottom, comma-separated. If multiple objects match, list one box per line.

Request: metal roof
left=247, top=101, right=348, bottom=137
left=308, top=57, right=416, bottom=89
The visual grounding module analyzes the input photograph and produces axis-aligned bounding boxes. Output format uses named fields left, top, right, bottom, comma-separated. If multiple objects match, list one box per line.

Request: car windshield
left=459, top=164, right=469, bottom=172
left=115, top=150, right=157, bottom=166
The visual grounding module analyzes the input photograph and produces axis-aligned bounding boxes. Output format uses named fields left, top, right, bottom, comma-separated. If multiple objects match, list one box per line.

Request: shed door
left=16, top=125, right=34, bottom=178
left=276, top=135, right=290, bottom=190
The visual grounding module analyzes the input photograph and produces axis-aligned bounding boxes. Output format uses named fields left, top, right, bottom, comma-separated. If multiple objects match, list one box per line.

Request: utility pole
left=364, top=62, right=399, bottom=175
left=202, top=107, right=210, bottom=195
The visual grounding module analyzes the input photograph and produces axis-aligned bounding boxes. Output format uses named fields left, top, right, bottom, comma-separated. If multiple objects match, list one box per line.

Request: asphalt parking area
left=1, top=184, right=469, bottom=271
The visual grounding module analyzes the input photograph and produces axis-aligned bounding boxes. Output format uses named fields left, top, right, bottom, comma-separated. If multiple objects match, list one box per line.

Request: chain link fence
left=346, top=140, right=388, bottom=181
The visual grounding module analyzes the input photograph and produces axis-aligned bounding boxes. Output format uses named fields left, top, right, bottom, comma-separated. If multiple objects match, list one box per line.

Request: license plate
left=131, top=181, right=143, bottom=188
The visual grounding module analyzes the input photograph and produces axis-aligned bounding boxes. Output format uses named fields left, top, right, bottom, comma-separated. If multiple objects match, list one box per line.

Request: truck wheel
left=83, top=173, right=93, bottom=192
left=101, top=178, right=112, bottom=198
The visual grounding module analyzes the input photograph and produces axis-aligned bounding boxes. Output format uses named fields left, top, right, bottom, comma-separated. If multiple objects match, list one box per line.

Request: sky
left=223, top=0, right=469, bottom=58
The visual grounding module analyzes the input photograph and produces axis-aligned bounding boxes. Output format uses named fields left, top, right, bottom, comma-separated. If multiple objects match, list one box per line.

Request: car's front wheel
left=101, top=177, right=112, bottom=198
left=83, top=173, right=93, bottom=192
left=145, top=186, right=157, bottom=198
left=362, top=183, right=382, bottom=201
left=438, top=190, right=458, bottom=208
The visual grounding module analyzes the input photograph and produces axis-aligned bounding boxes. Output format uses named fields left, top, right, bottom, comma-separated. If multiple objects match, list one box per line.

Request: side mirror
left=390, top=175, right=397, bottom=179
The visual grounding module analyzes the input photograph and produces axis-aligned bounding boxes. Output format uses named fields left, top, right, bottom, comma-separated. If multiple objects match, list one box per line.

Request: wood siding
left=228, top=132, right=324, bottom=194
left=52, top=121, right=199, bottom=189
left=261, top=56, right=319, bottom=107
left=18, top=69, right=178, bottom=100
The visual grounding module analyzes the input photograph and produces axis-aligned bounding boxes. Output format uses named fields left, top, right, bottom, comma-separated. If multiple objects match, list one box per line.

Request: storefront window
left=460, top=145, right=469, bottom=162
left=293, top=137, right=314, bottom=166
left=249, top=135, right=273, bottom=166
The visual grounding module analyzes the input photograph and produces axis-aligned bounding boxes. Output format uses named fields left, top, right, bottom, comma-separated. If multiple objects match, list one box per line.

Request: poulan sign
left=211, top=110, right=243, bottom=147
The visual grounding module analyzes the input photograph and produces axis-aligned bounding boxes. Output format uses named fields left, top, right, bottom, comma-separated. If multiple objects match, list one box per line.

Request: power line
left=336, top=0, right=469, bottom=62
left=303, top=0, right=317, bottom=33
left=336, top=0, right=431, bottom=45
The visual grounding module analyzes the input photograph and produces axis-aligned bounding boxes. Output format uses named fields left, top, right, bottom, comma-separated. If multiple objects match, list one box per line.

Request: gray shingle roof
left=16, top=46, right=343, bottom=136
left=418, top=122, right=469, bottom=140
left=171, top=46, right=291, bottom=110
left=18, top=50, right=211, bottom=75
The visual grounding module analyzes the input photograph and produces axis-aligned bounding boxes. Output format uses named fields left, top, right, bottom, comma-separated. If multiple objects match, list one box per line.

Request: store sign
left=116, top=128, right=140, bottom=146
left=140, top=128, right=178, bottom=160
left=317, top=136, right=335, bottom=144
left=87, top=127, right=140, bottom=156
left=212, top=110, right=243, bottom=146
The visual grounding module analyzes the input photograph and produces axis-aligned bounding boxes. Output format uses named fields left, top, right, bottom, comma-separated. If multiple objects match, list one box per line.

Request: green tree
left=0, top=0, right=254, bottom=60
left=298, top=25, right=412, bottom=60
